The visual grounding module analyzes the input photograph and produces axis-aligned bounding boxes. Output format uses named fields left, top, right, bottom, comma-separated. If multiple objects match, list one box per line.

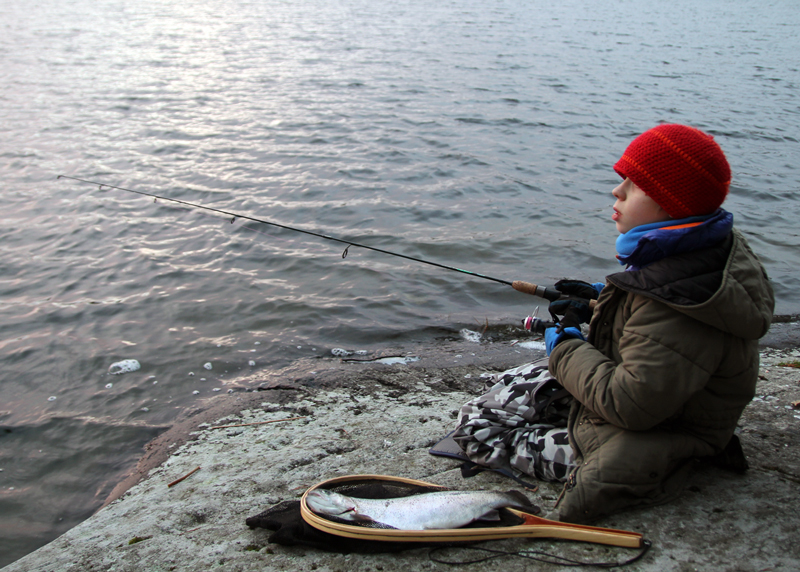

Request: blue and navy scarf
left=616, top=209, right=733, bottom=270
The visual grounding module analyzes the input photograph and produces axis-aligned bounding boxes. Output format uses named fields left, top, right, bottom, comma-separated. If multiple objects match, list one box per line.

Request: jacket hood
left=607, top=229, right=774, bottom=339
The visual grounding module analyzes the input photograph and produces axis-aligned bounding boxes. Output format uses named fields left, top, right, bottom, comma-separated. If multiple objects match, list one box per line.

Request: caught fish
left=305, top=488, right=534, bottom=530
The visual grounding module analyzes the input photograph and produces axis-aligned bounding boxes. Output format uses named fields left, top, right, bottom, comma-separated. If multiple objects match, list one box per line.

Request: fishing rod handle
left=511, top=281, right=563, bottom=301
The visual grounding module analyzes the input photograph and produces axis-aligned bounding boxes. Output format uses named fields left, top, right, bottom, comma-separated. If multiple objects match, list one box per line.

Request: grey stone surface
left=4, top=328, right=800, bottom=572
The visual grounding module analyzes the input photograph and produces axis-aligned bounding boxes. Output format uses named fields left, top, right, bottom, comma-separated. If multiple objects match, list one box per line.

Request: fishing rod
left=57, top=175, right=565, bottom=303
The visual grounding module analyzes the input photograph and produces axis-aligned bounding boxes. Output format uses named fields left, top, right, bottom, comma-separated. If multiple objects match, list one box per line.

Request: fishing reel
left=521, top=307, right=555, bottom=334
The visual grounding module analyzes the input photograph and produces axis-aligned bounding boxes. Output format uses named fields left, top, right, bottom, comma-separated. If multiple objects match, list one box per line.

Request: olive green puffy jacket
left=549, top=229, right=774, bottom=523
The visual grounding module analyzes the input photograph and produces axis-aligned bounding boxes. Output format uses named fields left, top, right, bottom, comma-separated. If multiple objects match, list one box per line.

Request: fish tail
left=504, top=490, right=536, bottom=511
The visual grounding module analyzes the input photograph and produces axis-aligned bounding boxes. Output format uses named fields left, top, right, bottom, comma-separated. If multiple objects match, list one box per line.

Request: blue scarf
left=616, top=209, right=733, bottom=270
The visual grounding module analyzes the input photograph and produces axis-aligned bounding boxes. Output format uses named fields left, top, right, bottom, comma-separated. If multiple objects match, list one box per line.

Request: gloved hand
left=554, top=279, right=605, bottom=300
left=548, top=279, right=605, bottom=324
left=545, top=306, right=586, bottom=355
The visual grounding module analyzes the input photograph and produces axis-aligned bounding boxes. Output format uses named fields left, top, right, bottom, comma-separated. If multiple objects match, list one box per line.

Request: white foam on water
left=331, top=348, right=352, bottom=357
left=459, top=329, right=482, bottom=343
left=203, top=362, right=213, bottom=370
left=105, top=383, right=113, bottom=389
left=107, top=359, right=141, bottom=375
left=374, top=356, right=420, bottom=365
left=516, top=340, right=546, bottom=350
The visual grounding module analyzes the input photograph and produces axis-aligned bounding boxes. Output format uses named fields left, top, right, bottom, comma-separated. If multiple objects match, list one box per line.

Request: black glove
left=554, top=279, right=604, bottom=300
left=548, top=279, right=604, bottom=324
left=546, top=306, right=587, bottom=354
left=558, top=305, right=584, bottom=331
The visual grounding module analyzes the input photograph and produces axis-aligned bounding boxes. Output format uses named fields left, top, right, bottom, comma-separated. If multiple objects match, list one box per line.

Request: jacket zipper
left=555, top=468, right=578, bottom=507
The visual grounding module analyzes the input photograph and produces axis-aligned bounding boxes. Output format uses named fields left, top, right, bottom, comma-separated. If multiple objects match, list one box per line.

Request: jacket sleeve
left=549, top=294, right=725, bottom=431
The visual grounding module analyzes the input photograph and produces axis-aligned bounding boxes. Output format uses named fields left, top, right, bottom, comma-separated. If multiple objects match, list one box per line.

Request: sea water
left=1, top=0, right=799, bottom=565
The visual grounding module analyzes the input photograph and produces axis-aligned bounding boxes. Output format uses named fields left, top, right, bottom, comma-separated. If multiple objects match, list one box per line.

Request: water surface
left=1, top=0, right=799, bottom=565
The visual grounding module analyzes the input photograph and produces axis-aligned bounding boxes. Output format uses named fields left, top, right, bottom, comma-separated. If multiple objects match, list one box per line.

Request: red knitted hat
left=613, top=124, right=731, bottom=218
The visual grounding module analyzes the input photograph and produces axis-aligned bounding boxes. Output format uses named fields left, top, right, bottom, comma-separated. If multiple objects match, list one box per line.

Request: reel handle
left=511, top=281, right=563, bottom=301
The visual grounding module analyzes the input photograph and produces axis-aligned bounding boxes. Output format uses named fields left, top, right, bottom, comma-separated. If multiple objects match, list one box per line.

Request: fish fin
left=476, top=509, right=502, bottom=522
left=350, top=513, right=399, bottom=529
left=350, top=513, right=377, bottom=524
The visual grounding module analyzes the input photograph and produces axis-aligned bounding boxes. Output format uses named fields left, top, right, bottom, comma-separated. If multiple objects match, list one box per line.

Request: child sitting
left=454, top=124, right=775, bottom=523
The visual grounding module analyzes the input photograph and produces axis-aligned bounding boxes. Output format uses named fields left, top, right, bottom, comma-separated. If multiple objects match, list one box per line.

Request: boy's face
left=612, top=178, right=672, bottom=234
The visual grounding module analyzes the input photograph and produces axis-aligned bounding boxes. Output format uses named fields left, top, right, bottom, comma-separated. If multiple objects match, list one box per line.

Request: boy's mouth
left=612, top=208, right=621, bottom=221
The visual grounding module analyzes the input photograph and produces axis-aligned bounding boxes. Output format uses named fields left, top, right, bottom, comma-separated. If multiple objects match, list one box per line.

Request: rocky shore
left=4, top=321, right=800, bottom=572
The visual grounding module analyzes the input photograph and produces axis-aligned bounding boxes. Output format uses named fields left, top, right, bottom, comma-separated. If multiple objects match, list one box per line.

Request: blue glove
left=545, top=305, right=586, bottom=355
left=545, top=326, right=586, bottom=356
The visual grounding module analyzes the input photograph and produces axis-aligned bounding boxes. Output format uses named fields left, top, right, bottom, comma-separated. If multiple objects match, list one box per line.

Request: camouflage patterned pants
left=452, top=358, right=576, bottom=483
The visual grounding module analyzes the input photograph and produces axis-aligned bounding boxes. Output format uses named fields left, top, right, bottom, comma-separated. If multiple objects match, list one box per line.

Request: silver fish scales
left=305, top=488, right=533, bottom=531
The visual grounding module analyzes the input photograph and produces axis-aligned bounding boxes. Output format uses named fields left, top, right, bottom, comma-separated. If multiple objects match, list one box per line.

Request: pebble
left=204, top=363, right=213, bottom=370
left=108, top=359, right=141, bottom=375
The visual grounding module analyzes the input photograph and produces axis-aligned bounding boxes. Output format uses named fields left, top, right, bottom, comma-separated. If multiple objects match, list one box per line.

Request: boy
left=456, top=124, right=775, bottom=523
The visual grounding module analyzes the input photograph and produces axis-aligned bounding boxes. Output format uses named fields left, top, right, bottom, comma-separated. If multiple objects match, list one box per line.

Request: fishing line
left=428, top=539, right=652, bottom=567
left=58, top=175, right=564, bottom=302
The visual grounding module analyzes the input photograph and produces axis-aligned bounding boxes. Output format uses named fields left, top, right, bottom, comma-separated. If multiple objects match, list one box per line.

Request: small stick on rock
left=168, top=466, right=201, bottom=488
left=208, top=416, right=307, bottom=430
